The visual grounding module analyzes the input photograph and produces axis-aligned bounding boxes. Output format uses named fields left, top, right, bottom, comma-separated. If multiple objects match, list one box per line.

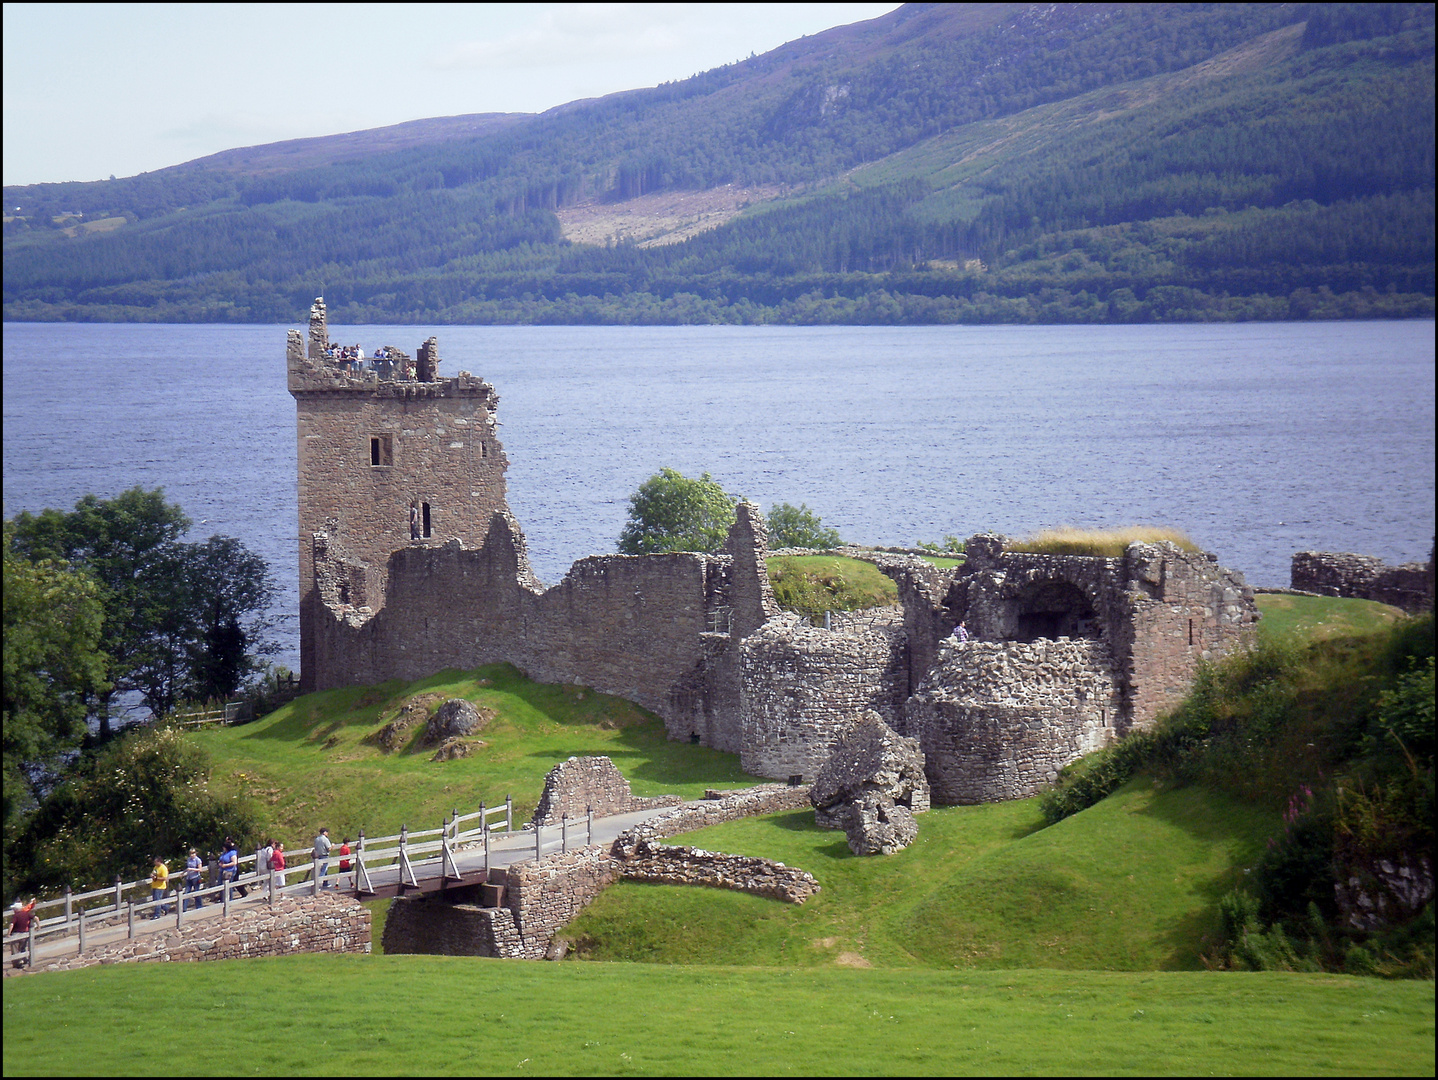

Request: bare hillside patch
left=557, top=184, right=786, bottom=247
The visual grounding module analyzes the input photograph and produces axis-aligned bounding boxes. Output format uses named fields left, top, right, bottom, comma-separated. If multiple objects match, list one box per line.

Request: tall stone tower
left=287, top=298, right=511, bottom=690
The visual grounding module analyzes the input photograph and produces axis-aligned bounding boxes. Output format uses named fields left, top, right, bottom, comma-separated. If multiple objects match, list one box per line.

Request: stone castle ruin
left=288, top=301, right=1259, bottom=804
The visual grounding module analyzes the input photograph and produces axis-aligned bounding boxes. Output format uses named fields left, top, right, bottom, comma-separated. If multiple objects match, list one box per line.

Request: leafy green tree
left=8, top=489, right=276, bottom=727
left=617, top=468, right=736, bottom=554
left=766, top=503, right=842, bottom=549
left=8, top=726, right=262, bottom=896
left=2, top=525, right=109, bottom=836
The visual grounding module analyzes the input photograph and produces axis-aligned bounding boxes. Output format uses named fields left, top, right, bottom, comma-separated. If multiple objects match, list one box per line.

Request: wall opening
left=422, top=502, right=432, bottom=538
left=370, top=434, right=393, bottom=467
left=1010, top=580, right=1099, bottom=643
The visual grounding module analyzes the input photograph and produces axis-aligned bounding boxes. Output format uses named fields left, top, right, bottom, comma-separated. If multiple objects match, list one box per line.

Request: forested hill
left=4, top=2, right=1434, bottom=326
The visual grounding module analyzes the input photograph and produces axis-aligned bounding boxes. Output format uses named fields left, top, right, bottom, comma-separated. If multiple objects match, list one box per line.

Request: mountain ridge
left=4, top=2, right=1433, bottom=325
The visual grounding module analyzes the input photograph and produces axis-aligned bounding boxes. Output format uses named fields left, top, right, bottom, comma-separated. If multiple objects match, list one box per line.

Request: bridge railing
left=4, top=794, right=603, bottom=970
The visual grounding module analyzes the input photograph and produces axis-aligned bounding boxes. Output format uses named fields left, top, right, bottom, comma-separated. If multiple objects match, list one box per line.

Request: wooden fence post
left=562, top=813, right=569, bottom=853
left=114, top=876, right=123, bottom=917
left=64, top=885, right=72, bottom=925
left=127, top=900, right=135, bottom=940
left=77, top=907, right=86, bottom=956
left=223, top=881, right=230, bottom=918
left=506, top=795, right=512, bottom=833
left=535, top=822, right=541, bottom=861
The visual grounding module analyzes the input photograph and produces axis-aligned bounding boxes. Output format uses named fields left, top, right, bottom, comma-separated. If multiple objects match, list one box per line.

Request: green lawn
left=193, top=663, right=760, bottom=844
left=1254, top=592, right=1408, bottom=646
left=766, top=554, right=900, bottom=613
left=3, top=957, right=1431, bottom=1076
left=564, top=780, right=1275, bottom=971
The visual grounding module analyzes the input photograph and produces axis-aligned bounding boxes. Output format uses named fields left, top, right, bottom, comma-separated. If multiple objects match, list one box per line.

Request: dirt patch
left=556, top=184, right=786, bottom=248
left=835, top=951, right=872, bottom=968
left=364, top=692, right=449, bottom=752
left=812, top=937, right=839, bottom=949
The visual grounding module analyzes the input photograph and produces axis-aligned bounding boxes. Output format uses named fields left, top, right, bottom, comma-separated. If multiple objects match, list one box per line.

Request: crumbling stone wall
left=1121, top=542, right=1258, bottom=727
left=620, top=839, right=819, bottom=903
left=614, top=784, right=814, bottom=849
left=290, top=301, right=509, bottom=690
left=1292, top=550, right=1434, bottom=614
left=530, top=756, right=683, bottom=827
left=739, top=613, right=907, bottom=781
left=905, top=638, right=1121, bottom=804
left=12, top=894, right=369, bottom=976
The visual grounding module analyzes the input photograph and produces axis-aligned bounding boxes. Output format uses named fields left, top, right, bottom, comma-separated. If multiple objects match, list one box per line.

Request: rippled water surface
left=5, top=320, right=1434, bottom=672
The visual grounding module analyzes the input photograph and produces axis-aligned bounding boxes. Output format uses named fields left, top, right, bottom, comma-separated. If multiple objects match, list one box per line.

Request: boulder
left=810, top=710, right=929, bottom=855
left=424, top=699, right=490, bottom=744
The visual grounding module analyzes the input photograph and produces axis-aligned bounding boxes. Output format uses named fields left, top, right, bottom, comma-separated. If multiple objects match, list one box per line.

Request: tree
left=8, top=489, right=276, bottom=728
left=2, top=525, right=109, bottom=836
left=617, top=468, right=737, bottom=554
left=7, top=726, right=263, bottom=897
left=766, top=502, right=843, bottom=549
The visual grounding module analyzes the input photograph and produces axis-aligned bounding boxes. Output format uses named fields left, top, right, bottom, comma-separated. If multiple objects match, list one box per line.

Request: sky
left=3, top=3, right=899, bottom=188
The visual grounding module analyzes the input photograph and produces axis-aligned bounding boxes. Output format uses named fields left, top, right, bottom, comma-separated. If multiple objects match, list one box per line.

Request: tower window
left=422, top=501, right=432, bottom=538
left=370, top=434, right=393, bottom=467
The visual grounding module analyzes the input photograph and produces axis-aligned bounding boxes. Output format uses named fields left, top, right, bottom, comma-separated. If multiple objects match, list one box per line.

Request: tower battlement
left=288, top=297, right=511, bottom=689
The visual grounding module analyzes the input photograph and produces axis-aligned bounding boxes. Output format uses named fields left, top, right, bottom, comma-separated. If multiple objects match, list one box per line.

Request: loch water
left=4, top=320, right=1434, bottom=673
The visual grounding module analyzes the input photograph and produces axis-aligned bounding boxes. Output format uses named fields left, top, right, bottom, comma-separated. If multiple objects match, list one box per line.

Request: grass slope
left=565, top=780, right=1275, bottom=971
left=1253, top=591, right=1408, bottom=646
left=2, top=956, right=1431, bottom=1077
left=194, top=663, right=758, bottom=843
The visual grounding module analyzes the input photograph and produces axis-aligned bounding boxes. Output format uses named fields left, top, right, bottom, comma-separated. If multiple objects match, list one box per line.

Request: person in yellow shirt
left=149, top=856, right=170, bottom=919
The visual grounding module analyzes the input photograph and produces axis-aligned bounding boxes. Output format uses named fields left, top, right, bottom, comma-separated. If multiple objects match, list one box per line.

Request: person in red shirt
left=338, top=838, right=352, bottom=890
left=10, top=899, right=37, bottom=968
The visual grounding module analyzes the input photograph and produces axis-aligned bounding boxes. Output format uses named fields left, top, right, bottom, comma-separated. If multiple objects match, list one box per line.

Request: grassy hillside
left=4, top=3, right=1431, bottom=324
left=565, top=781, right=1274, bottom=970
left=3, top=958, right=1433, bottom=1076
left=191, top=663, right=757, bottom=843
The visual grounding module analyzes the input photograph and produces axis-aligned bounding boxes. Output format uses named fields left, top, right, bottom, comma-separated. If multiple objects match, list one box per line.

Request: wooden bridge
left=6, top=799, right=667, bottom=971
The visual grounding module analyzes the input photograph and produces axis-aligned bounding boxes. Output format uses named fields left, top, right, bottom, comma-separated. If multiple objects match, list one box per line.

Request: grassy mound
left=193, top=663, right=758, bottom=843
left=1005, top=526, right=1199, bottom=557
left=4, top=957, right=1431, bottom=1076
left=767, top=554, right=899, bottom=616
left=563, top=781, right=1274, bottom=971
left=1255, top=591, right=1408, bottom=646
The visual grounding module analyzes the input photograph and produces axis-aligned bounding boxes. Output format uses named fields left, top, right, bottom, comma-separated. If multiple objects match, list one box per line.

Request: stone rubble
left=809, top=710, right=929, bottom=855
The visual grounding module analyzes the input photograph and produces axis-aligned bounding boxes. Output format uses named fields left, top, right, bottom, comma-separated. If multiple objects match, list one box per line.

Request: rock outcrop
left=424, top=698, right=490, bottom=744
left=809, top=711, right=929, bottom=855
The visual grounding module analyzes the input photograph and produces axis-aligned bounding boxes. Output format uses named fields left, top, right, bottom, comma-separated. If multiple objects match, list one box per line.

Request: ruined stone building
left=289, top=301, right=1259, bottom=803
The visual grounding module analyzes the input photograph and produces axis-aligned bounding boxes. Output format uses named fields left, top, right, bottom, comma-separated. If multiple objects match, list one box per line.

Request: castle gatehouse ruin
left=289, top=301, right=1260, bottom=803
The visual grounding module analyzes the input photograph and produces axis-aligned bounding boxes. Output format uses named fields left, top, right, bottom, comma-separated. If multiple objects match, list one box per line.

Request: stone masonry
left=530, top=755, right=683, bottom=827
left=1291, top=550, right=1434, bottom=614
left=381, top=784, right=817, bottom=959
left=288, top=322, right=1260, bottom=805
left=10, top=893, right=369, bottom=976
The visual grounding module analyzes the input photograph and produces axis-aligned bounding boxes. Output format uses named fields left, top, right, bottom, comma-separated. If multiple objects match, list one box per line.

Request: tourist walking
left=9, top=899, right=36, bottom=968
left=149, top=856, right=170, bottom=918
left=183, top=848, right=205, bottom=911
left=271, top=843, right=287, bottom=891
left=220, top=838, right=244, bottom=898
left=313, top=828, right=333, bottom=888
left=256, top=839, right=273, bottom=897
